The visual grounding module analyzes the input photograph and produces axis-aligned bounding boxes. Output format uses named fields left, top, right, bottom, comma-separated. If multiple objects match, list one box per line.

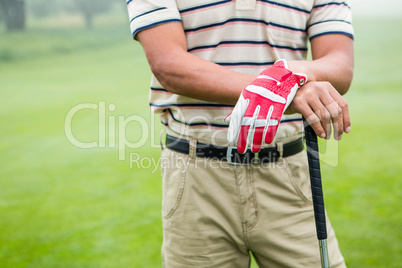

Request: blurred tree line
left=0, top=0, right=124, bottom=31
left=0, top=0, right=25, bottom=31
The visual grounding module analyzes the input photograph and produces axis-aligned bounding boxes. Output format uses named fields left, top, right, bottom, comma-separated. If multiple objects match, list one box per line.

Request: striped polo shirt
left=127, top=0, right=353, bottom=146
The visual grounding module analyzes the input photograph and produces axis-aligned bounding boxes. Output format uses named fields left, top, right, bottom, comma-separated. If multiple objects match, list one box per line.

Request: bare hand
left=287, top=81, right=351, bottom=140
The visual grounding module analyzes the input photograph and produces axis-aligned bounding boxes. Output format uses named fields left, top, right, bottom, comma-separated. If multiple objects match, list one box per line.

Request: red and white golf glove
left=225, top=60, right=307, bottom=153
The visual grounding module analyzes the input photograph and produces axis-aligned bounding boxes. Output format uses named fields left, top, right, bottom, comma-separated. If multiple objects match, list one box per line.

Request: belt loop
left=159, top=129, right=166, bottom=151
left=277, top=141, right=284, bottom=160
left=189, top=138, right=197, bottom=161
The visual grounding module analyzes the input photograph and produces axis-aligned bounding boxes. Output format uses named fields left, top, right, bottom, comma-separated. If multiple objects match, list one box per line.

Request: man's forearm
left=138, top=22, right=255, bottom=105
left=288, top=55, right=353, bottom=95
left=288, top=34, right=354, bottom=95
left=153, top=50, right=352, bottom=104
left=150, top=48, right=255, bottom=105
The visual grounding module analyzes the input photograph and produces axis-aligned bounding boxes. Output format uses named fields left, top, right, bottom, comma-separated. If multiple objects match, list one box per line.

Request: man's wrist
left=287, top=60, right=316, bottom=82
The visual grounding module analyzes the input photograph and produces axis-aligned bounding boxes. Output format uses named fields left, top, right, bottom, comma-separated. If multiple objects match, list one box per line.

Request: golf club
left=304, top=119, right=330, bottom=268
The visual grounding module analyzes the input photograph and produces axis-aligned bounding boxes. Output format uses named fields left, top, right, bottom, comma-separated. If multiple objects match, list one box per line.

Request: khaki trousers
left=160, top=145, right=346, bottom=268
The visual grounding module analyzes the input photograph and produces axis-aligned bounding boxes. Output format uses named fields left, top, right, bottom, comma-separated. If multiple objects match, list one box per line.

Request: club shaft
left=319, top=239, right=330, bottom=268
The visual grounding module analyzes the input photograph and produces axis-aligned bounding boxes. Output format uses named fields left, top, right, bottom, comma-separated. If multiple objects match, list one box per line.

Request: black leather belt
left=165, top=135, right=304, bottom=165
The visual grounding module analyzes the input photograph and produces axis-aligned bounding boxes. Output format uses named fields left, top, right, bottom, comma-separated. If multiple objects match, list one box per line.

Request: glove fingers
left=238, top=105, right=259, bottom=153
left=227, top=97, right=248, bottom=144
left=252, top=105, right=267, bottom=153
left=252, top=126, right=264, bottom=153
left=237, top=125, right=250, bottom=154
left=224, top=111, right=232, bottom=123
left=264, top=103, right=285, bottom=144
left=263, top=106, right=274, bottom=145
left=264, top=123, right=278, bottom=145
left=226, top=111, right=236, bottom=143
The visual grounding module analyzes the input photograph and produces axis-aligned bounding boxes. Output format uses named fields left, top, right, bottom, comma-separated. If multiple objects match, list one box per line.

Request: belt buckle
left=226, top=146, right=241, bottom=165
left=226, top=147, right=258, bottom=165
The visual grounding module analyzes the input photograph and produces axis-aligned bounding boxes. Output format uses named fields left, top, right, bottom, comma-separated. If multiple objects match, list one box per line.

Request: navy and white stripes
left=126, top=0, right=353, bottom=145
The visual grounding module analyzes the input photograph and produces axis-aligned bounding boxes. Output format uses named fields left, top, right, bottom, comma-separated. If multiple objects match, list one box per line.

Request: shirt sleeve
left=126, top=0, right=182, bottom=39
left=307, top=1, right=354, bottom=40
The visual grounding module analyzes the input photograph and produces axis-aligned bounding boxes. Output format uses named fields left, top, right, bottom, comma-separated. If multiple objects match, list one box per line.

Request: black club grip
left=304, top=120, right=328, bottom=240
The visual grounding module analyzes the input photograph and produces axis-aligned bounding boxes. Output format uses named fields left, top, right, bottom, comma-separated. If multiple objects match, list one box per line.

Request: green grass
left=320, top=18, right=402, bottom=267
left=0, top=13, right=401, bottom=268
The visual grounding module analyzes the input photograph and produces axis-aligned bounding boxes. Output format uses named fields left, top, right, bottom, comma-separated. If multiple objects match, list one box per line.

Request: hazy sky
left=351, top=0, right=402, bottom=17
